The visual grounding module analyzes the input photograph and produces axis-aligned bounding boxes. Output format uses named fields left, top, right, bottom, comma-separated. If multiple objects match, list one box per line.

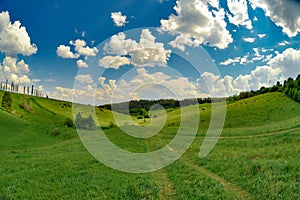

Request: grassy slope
left=0, top=91, right=299, bottom=199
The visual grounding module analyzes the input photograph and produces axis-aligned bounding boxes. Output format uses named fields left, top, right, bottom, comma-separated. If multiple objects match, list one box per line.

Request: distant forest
left=99, top=74, right=300, bottom=116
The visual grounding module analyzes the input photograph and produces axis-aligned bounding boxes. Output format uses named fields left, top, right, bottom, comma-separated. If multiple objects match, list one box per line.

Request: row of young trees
left=0, top=79, right=45, bottom=97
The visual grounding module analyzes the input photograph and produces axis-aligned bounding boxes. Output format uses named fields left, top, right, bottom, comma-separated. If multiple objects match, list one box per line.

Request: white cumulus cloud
left=70, top=39, right=98, bottom=57
left=268, top=48, right=300, bottom=80
left=160, top=0, right=233, bottom=50
left=0, top=56, right=31, bottom=84
left=56, top=45, right=79, bottom=59
left=227, top=0, right=253, bottom=29
left=258, top=34, right=266, bottom=39
left=169, top=35, right=201, bottom=51
left=111, top=12, right=128, bottom=27
left=102, top=29, right=171, bottom=68
left=0, top=11, right=37, bottom=56
left=220, top=57, right=241, bottom=66
left=77, top=59, right=88, bottom=68
left=243, top=37, right=256, bottom=43
left=75, top=74, right=94, bottom=84
left=99, top=56, right=130, bottom=69
left=250, top=0, right=300, bottom=37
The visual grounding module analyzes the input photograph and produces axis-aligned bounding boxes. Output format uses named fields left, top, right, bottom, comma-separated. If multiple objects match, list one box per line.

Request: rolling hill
left=0, top=90, right=299, bottom=199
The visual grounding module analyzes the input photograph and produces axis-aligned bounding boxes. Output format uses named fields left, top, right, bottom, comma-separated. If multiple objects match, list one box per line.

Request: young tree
left=86, top=115, right=96, bottom=130
left=5, top=79, right=8, bottom=91
left=11, top=81, right=14, bottom=92
left=75, top=113, right=84, bottom=129
left=75, top=113, right=96, bottom=130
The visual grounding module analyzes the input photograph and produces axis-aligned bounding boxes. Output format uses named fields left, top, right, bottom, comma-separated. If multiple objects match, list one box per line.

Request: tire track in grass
left=182, top=159, right=250, bottom=199
left=151, top=168, right=176, bottom=200
left=219, top=127, right=300, bottom=139
left=197, top=127, right=300, bottom=140
left=145, top=139, right=176, bottom=200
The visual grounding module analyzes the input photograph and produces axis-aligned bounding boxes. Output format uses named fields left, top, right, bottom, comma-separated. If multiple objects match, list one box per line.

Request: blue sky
left=0, top=0, right=300, bottom=104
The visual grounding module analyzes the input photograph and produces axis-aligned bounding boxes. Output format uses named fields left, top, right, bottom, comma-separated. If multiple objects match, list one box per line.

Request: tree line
left=227, top=75, right=300, bottom=103
left=99, top=97, right=225, bottom=116
left=282, top=75, right=300, bottom=102
left=100, top=74, right=300, bottom=115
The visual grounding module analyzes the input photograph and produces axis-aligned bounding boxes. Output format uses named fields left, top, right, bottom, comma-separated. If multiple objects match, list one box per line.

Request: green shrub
left=109, top=121, right=116, bottom=128
left=51, top=128, right=61, bottom=136
left=19, top=97, right=32, bottom=112
left=1, top=91, right=12, bottom=112
left=64, top=117, right=74, bottom=128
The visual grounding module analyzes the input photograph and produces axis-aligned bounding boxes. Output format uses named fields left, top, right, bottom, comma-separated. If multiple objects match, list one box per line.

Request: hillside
left=0, top=90, right=300, bottom=199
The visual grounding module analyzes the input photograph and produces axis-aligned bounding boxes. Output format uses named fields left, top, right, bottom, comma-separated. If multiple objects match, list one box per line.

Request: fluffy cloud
left=253, top=48, right=268, bottom=61
left=160, top=0, right=233, bottom=50
left=103, top=32, right=139, bottom=55
left=233, top=74, right=251, bottom=91
left=55, top=47, right=300, bottom=103
left=220, top=48, right=275, bottom=66
left=258, top=34, right=266, bottom=39
left=111, top=12, right=128, bottom=27
left=0, top=56, right=31, bottom=84
left=243, top=37, right=256, bottom=43
left=250, top=66, right=280, bottom=89
left=213, top=48, right=300, bottom=96
left=51, top=85, right=105, bottom=104
left=52, top=68, right=197, bottom=104
left=98, top=68, right=198, bottom=102
left=227, top=0, right=252, bottom=29
left=130, top=29, right=172, bottom=67
left=0, top=11, right=37, bottom=56
left=70, top=39, right=98, bottom=57
left=56, top=39, right=98, bottom=63
left=267, top=48, right=300, bottom=80
left=76, top=59, right=88, bottom=68
left=197, top=65, right=280, bottom=97
left=99, top=56, right=130, bottom=69
left=0, top=11, right=38, bottom=87
left=250, top=0, right=300, bottom=37
left=220, top=57, right=241, bottom=66
left=278, top=41, right=290, bottom=46
left=75, top=74, right=94, bottom=84
left=102, top=29, right=171, bottom=68
left=56, top=45, right=79, bottom=59
left=169, top=35, right=200, bottom=51
left=207, top=0, right=220, bottom=9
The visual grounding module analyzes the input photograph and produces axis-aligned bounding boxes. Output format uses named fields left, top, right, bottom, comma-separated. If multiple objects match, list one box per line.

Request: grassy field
left=0, top=90, right=299, bottom=199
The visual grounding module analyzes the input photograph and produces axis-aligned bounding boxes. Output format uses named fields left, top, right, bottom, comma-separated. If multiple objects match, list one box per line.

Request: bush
left=64, top=117, right=74, bottom=128
left=51, top=128, right=61, bottom=136
left=109, top=121, right=116, bottom=128
left=75, top=113, right=96, bottom=130
left=19, top=97, right=32, bottom=112
left=1, top=91, right=12, bottom=112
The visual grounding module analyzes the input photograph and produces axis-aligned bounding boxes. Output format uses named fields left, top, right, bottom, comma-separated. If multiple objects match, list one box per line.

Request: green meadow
left=0, top=90, right=299, bottom=199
